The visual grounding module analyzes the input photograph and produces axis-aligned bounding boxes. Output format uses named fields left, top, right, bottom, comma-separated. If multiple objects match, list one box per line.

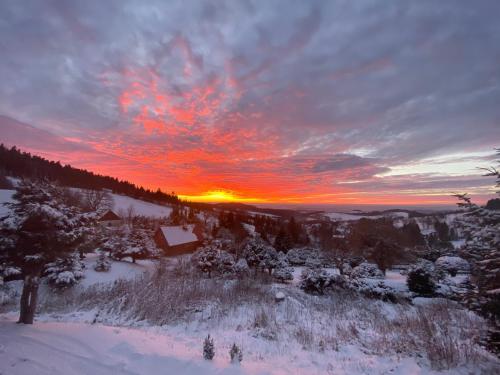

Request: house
left=154, top=224, right=203, bottom=256
left=97, top=210, right=122, bottom=227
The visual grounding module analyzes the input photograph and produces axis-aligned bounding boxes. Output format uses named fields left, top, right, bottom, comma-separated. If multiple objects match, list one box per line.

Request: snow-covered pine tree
left=242, top=236, right=278, bottom=274
left=94, top=251, right=111, bottom=272
left=0, top=180, right=87, bottom=323
left=453, top=149, right=499, bottom=351
left=203, top=334, right=215, bottom=360
left=273, top=252, right=293, bottom=283
left=44, top=254, right=85, bottom=287
left=229, top=343, right=243, bottom=363
left=193, top=243, right=219, bottom=278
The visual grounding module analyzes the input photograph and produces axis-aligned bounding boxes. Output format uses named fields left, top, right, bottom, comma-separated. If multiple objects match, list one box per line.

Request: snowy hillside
left=111, top=193, right=173, bottom=218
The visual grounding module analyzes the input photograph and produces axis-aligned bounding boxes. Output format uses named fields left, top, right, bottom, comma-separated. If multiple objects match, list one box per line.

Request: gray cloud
left=0, top=0, right=498, bottom=201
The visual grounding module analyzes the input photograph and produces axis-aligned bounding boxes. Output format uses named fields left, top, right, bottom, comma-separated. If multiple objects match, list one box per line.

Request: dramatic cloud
left=0, top=0, right=499, bottom=205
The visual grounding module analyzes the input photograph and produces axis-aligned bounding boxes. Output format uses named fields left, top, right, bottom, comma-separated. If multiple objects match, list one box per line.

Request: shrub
left=300, top=268, right=345, bottom=295
left=229, top=343, right=243, bottom=363
left=351, top=262, right=384, bottom=279
left=435, top=256, right=470, bottom=276
left=407, top=267, right=436, bottom=296
left=203, top=334, right=215, bottom=360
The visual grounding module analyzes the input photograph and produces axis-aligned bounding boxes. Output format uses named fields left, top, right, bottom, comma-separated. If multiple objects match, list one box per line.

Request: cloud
left=0, top=0, right=499, bottom=204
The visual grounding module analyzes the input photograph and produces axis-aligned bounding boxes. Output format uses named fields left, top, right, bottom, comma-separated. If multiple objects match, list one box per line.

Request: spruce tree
left=0, top=180, right=86, bottom=323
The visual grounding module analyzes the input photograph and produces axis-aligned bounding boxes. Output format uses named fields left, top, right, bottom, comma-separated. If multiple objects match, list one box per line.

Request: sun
left=178, top=190, right=264, bottom=203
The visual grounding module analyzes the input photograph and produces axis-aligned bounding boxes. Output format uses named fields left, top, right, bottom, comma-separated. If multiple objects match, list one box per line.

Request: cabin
left=97, top=210, right=122, bottom=227
left=154, top=224, right=203, bottom=256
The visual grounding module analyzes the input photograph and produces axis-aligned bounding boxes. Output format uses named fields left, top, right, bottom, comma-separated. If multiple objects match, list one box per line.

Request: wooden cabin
left=97, top=210, right=122, bottom=227
left=154, top=224, right=203, bottom=256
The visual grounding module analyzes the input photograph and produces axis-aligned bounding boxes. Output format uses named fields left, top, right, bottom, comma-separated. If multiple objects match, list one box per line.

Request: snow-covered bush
left=234, top=258, right=250, bottom=274
left=273, top=253, right=293, bottom=283
left=286, top=247, right=315, bottom=266
left=300, top=268, right=345, bottom=295
left=351, top=262, right=384, bottom=279
left=216, top=250, right=235, bottom=276
left=407, top=261, right=437, bottom=296
left=229, top=343, right=243, bottom=363
left=435, top=256, right=470, bottom=276
left=242, top=236, right=278, bottom=273
left=193, top=244, right=219, bottom=278
left=45, top=256, right=85, bottom=287
left=94, top=252, right=111, bottom=272
left=193, top=242, right=236, bottom=277
left=203, top=334, right=215, bottom=360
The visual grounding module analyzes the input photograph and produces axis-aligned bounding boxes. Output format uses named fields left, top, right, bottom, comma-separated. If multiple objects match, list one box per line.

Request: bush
left=351, top=262, right=384, bottom=279
left=203, top=334, right=215, bottom=360
left=435, top=256, right=470, bottom=276
left=229, top=343, right=243, bottom=363
left=300, top=268, right=345, bottom=295
left=407, top=268, right=436, bottom=296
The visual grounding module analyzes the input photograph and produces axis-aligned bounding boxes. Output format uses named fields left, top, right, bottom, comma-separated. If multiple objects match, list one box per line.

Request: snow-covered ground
left=111, top=193, right=173, bottom=218
left=79, top=253, right=156, bottom=288
left=0, top=313, right=461, bottom=375
left=0, top=189, right=14, bottom=216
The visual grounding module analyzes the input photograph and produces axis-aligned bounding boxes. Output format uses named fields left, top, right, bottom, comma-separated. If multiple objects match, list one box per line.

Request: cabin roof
left=159, top=225, right=198, bottom=246
left=98, top=210, right=121, bottom=221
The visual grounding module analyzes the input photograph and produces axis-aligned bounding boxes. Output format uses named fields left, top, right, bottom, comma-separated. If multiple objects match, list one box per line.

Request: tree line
left=0, top=144, right=180, bottom=205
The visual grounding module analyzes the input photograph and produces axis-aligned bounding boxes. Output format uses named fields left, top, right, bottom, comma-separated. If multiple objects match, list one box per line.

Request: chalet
left=97, top=210, right=122, bottom=227
left=154, top=224, right=203, bottom=256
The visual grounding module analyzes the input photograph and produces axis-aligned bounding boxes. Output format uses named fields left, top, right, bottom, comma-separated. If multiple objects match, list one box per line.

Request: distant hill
left=0, top=144, right=179, bottom=206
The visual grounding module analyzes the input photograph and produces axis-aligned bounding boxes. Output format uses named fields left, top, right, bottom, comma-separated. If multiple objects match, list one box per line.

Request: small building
left=97, top=210, right=122, bottom=227
left=154, top=224, right=203, bottom=256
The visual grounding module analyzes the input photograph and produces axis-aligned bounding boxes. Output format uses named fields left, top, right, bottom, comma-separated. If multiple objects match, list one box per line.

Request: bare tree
left=83, top=189, right=112, bottom=212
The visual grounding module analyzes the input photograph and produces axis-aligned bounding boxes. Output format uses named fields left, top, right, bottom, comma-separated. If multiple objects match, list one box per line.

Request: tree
left=0, top=180, right=86, bottom=323
left=407, top=263, right=436, bottom=296
left=193, top=243, right=219, bottom=278
left=203, top=334, right=215, bottom=360
left=94, top=252, right=111, bottom=272
left=82, top=189, right=112, bottom=213
left=229, top=343, right=243, bottom=363
left=242, top=236, right=278, bottom=274
left=273, top=227, right=293, bottom=253
left=366, top=239, right=405, bottom=275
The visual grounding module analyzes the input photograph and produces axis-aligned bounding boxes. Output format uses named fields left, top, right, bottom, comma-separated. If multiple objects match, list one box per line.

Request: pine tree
left=0, top=180, right=87, bottom=323
left=452, top=149, right=499, bottom=351
left=94, top=252, right=111, bottom=272
left=203, top=334, right=215, bottom=360
left=229, top=343, right=243, bottom=363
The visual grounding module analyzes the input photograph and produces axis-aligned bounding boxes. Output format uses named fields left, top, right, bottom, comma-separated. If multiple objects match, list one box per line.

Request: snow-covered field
left=111, top=193, right=173, bottom=218
left=79, top=253, right=156, bottom=288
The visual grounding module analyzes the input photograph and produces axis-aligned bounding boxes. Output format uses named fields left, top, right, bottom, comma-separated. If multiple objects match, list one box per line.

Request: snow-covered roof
left=98, top=210, right=121, bottom=221
left=160, top=225, right=198, bottom=246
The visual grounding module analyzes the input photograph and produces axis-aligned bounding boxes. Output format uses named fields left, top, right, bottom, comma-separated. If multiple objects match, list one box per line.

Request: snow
left=79, top=253, right=155, bottom=288
left=324, top=212, right=382, bottom=221
left=161, top=225, right=198, bottom=246
left=0, top=314, right=469, bottom=375
left=111, top=193, right=172, bottom=218
left=0, top=189, right=14, bottom=216
left=383, top=270, right=409, bottom=293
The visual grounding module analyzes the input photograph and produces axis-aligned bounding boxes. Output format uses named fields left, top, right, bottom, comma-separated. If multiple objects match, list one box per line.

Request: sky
left=0, top=0, right=499, bottom=205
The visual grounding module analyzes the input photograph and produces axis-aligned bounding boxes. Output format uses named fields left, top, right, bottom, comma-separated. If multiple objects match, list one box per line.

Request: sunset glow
left=0, top=1, right=499, bottom=206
